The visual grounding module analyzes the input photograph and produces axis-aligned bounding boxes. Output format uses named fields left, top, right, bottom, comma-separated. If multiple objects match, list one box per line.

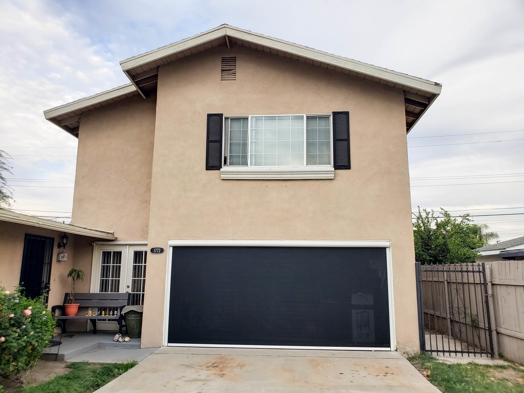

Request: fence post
left=444, top=271, right=452, bottom=338
left=415, top=262, right=426, bottom=353
left=485, top=265, right=499, bottom=358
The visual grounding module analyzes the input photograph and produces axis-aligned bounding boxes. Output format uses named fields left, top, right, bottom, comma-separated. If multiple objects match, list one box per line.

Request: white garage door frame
left=163, top=240, right=396, bottom=351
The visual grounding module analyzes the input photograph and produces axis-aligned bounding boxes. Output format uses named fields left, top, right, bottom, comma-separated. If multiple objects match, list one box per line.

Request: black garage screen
left=168, top=246, right=390, bottom=348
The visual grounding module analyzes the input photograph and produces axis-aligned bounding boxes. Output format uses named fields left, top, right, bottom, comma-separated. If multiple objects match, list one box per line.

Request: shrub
left=0, top=286, right=56, bottom=381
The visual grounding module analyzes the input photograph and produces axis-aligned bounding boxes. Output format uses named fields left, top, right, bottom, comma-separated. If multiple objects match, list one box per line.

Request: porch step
left=42, top=332, right=141, bottom=361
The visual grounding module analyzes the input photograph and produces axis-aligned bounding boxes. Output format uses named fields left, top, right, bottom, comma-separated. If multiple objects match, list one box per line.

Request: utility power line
left=9, top=155, right=77, bottom=157
left=411, top=173, right=524, bottom=180
left=6, top=177, right=75, bottom=182
left=2, top=146, right=77, bottom=148
left=12, top=209, right=72, bottom=213
left=10, top=185, right=73, bottom=189
left=409, top=129, right=524, bottom=139
left=7, top=180, right=74, bottom=183
left=412, top=212, right=524, bottom=218
left=413, top=206, right=524, bottom=213
left=409, top=138, right=524, bottom=148
left=412, top=180, right=524, bottom=187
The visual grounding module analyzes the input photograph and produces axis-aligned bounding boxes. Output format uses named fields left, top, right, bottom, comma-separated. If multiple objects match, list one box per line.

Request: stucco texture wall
left=72, top=95, right=156, bottom=241
left=139, top=45, right=418, bottom=351
left=0, top=221, right=80, bottom=309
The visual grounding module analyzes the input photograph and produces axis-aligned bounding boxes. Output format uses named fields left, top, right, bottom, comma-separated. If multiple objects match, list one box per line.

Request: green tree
left=478, top=223, right=500, bottom=245
left=0, top=150, right=13, bottom=208
left=413, top=208, right=486, bottom=264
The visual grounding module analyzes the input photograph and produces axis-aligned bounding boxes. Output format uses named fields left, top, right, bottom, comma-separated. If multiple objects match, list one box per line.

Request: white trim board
left=121, top=25, right=441, bottom=95
left=220, top=166, right=334, bottom=180
left=0, top=209, right=115, bottom=240
left=167, top=343, right=392, bottom=351
left=44, top=84, right=137, bottom=120
left=163, top=239, right=395, bottom=351
left=168, top=240, right=391, bottom=248
left=44, top=25, right=441, bottom=133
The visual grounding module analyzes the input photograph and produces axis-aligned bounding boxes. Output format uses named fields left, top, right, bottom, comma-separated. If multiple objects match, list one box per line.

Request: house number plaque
left=150, top=247, right=164, bottom=254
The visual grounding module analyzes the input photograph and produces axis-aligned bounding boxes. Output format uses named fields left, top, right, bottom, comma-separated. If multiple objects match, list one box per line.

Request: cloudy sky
left=1, top=0, right=523, bottom=241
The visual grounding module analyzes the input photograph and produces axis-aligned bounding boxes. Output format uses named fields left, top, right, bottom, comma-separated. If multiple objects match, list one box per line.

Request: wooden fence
left=419, top=261, right=524, bottom=364
left=486, top=261, right=524, bottom=364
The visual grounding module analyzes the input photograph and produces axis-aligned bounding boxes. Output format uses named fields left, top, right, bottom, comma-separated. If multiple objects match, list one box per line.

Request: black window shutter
left=332, top=111, right=351, bottom=169
left=206, top=113, right=223, bottom=170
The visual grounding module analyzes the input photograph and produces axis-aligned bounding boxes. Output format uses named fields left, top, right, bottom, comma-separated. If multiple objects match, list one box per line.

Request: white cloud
left=1, top=0, right=523, bottom=240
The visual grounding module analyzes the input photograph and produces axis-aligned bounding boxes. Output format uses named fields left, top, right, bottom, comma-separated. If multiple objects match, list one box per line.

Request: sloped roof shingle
left=477, top=235, right=524, bottom=252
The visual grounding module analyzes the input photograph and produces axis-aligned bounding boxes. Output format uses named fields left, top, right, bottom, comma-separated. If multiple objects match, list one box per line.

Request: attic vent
left=221, top=57, right=236, bottom=81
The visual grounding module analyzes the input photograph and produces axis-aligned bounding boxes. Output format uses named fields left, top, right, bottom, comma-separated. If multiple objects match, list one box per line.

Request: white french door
left=92, top=244, right=147, bottom=306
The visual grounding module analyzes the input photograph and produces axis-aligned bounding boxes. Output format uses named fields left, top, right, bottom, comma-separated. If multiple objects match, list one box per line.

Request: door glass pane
left=99, top=251, right=122, bottom=293
left=130, top=251, right=147, bottom=305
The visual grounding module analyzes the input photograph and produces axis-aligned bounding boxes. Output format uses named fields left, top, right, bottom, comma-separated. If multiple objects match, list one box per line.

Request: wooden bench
left=52, top=293, right=130, bottom=334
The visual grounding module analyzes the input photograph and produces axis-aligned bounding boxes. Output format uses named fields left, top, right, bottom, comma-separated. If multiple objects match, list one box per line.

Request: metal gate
left=20, top=234, right=54, bottom=302
left=415, top=262, right=494, bottom=357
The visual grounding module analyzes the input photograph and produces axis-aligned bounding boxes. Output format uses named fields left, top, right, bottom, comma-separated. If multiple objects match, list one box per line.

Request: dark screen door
left=19, top=234, right=54, bottom=300
left=168, top=246, right=390, bottom=348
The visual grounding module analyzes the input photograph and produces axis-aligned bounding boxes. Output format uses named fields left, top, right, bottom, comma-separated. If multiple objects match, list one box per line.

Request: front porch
left=43, top=332, right=157, bottom=362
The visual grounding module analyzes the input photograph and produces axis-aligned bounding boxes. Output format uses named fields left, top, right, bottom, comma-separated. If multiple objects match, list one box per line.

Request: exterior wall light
left=58, top=233, right=69, bottom=250
left=57, top=233, right=69, bottom=263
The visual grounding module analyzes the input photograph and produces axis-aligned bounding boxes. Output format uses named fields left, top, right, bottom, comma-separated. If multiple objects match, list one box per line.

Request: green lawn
left=21, top=362, right=136, bottom=393
left=409, top=354, right=524, bottom=393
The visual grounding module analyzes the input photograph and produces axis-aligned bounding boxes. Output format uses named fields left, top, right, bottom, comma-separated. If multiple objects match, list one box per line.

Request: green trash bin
left=124, top=310, right=143, bottom=338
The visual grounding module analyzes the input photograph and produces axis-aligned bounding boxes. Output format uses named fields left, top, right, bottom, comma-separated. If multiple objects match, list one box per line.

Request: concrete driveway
left=95, top=347, right=440, bottom=393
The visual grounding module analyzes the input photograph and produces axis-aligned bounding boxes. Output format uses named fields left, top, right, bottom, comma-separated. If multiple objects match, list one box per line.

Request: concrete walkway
left=95, top=347, right=440, bottom=393
left=42, top=332, right=157, bottom=363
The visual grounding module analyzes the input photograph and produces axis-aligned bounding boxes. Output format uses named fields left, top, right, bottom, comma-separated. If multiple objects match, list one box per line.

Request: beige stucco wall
left=0, top=221, right=79, bottom=309
left=134, top=45, right=419, bottom=351
left=72, top=95, right=156, bottom=241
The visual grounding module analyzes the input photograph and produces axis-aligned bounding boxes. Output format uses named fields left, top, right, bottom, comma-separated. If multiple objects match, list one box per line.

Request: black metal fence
left=415, top=262, right=494, bottom=357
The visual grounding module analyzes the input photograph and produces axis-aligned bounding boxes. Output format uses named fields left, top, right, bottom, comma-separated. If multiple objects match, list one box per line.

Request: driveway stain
left=202, top=355, right=246, bottom=379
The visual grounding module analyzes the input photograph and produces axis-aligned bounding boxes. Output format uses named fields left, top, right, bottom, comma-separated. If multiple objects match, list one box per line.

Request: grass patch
left=408, top=354, right=524, bottom=393
left=21, top=362, right=136, bottom=393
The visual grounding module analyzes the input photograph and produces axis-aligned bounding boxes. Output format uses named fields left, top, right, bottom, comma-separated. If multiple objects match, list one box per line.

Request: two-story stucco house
left=2, top=25, right=441, bottom=353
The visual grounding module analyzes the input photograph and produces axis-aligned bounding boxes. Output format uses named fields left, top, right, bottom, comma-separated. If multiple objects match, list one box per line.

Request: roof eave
left=120, top=25, right=227, bottom=71
left=120, top=24, right=442, bottom=97
left=478, top=250, right=501, bottom=256
left=43, top=84, right=138, bottom=137
left=406, top=91, right=441, bottom=134
left=0, top=209, right=116, bottom=240
left=44, top=84, right=137, bottom=120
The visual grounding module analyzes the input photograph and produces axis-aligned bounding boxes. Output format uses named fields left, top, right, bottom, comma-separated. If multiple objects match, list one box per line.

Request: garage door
left=167, top=245, right=391, bottom=349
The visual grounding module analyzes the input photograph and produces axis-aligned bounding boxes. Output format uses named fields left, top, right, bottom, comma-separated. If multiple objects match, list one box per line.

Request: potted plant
left=64, top=268, right=85, bottom=316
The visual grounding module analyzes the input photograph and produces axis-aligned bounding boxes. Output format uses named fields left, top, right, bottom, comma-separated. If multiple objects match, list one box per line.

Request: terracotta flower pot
left=64, top=303, right=80, bottom=316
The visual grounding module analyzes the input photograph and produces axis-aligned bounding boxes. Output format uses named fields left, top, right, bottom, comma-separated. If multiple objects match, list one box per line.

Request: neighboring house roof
left=44, top=24, right=442, bottom=137
left=477, top=235, right=524, bottom=256
left=0, top=209, right=116, bottom=240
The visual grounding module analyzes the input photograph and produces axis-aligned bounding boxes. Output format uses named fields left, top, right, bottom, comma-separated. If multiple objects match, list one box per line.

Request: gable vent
left=221, top=57, right=236, bottom=81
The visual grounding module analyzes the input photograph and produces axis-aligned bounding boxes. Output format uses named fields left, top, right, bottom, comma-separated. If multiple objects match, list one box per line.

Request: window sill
left=220, top=166, right=334, bottom=180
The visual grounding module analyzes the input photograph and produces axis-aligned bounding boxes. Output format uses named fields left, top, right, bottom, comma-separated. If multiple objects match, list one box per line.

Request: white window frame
left=163, top=240, right=395, bottom=351
left=220, top=114, right=335, bottom=180
left=91, top=242, right=148, bottom=298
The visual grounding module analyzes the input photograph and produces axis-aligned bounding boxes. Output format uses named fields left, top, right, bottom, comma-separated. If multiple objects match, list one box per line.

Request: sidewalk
left=43, top=332, right=157, bottom=363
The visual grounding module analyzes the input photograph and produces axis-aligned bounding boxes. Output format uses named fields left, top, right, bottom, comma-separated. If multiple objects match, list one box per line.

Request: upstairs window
left=224, top=115, right=332, bottom=167
left=206, top=111, right=350, bottom=179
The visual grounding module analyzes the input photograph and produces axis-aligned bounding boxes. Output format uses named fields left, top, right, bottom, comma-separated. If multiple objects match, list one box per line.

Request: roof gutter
left=0, top=209, right=116, bottom=240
